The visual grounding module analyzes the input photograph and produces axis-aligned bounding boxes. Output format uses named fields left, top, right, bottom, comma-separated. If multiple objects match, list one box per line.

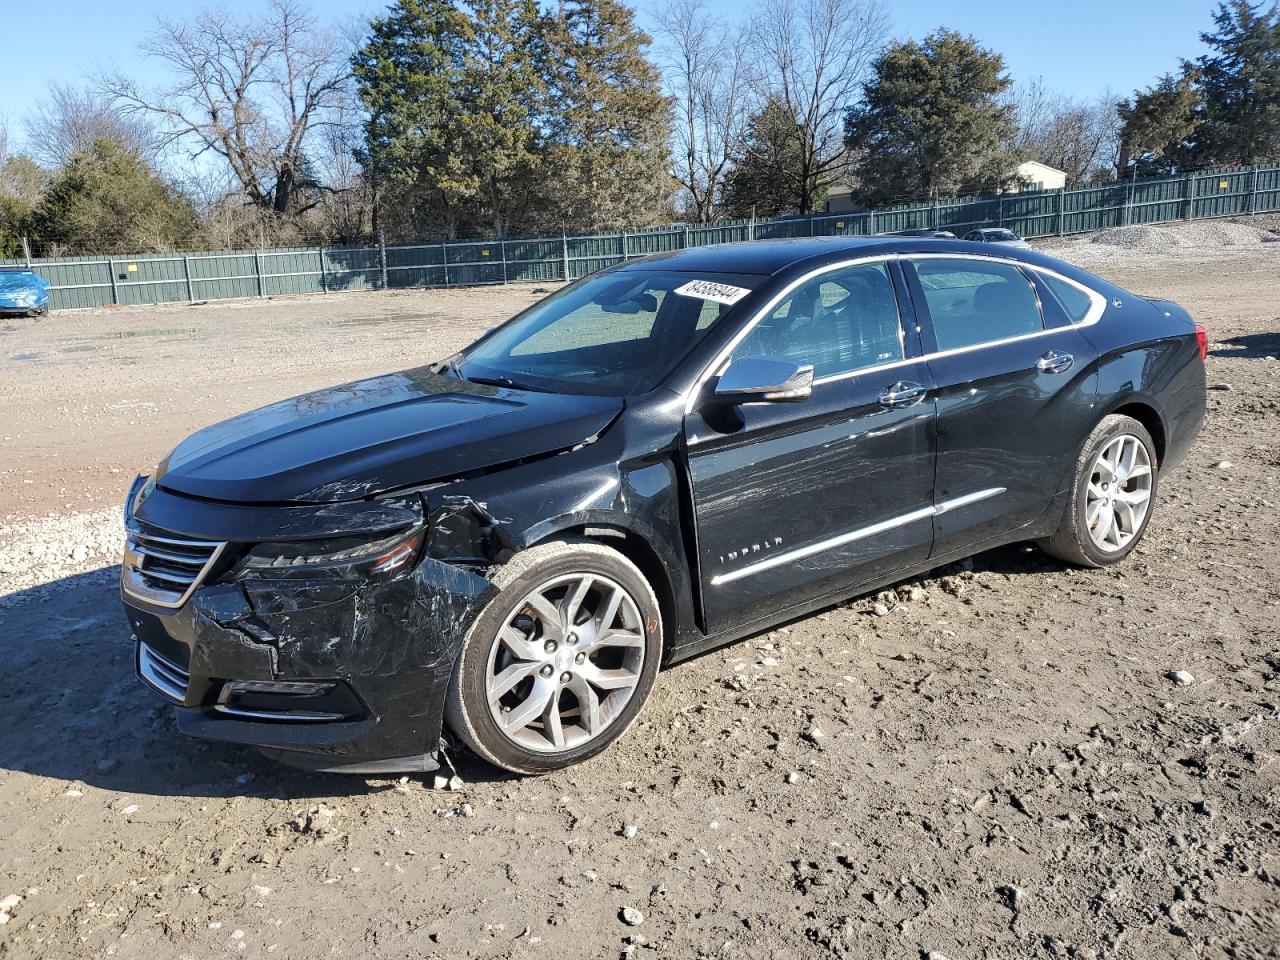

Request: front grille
left=121, top=524, right=227, bottom=609
left=138, top=641, right=191, bottom=703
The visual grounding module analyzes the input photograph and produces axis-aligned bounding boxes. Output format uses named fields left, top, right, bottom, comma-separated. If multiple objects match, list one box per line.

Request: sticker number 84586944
left=673, top=280, right=751, bottom=306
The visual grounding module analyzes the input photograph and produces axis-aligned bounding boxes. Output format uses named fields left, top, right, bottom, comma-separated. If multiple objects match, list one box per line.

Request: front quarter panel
left=422, top=389, right=701, bottom=652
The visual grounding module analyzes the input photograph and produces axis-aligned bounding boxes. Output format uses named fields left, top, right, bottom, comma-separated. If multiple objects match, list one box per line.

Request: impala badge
left=720, top=538, right=783, bottom=564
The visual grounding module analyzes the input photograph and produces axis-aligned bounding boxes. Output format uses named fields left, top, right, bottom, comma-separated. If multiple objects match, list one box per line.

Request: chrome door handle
left=1036, top=350, right=1074, bottom=374
left=878, top=380, right=928, bottom=408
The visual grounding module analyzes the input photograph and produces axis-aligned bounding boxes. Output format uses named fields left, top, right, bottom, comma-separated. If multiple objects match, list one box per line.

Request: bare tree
left=746, top=0, right=888, bottom=214
left=312, top=94, right=374, bottom=243
left=102, top=0, right=350, bottom=217
left=24, top=84, right=157, bottom=168
left=654, top=0, right=752, bottom=221
left=1009, top=78, right=1121, bottom=184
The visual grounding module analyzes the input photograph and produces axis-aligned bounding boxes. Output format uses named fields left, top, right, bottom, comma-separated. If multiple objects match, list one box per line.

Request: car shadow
left=1, top=545, right=1064, bottom=797
left=1209, top=331, right=1280, bottom=360
left=0, top=566, right=511, bottom=798
left=671, top=541, right=1071, bottom=665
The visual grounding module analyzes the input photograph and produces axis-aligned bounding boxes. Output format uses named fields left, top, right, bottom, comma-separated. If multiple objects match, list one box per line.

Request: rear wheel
left=444, top=539, right=662, bottom=774
left=1038, top=414, right=1158, bottom=568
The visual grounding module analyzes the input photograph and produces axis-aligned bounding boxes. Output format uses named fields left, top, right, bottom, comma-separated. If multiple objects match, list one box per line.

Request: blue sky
left=1, top=0, right=1215, bottom=152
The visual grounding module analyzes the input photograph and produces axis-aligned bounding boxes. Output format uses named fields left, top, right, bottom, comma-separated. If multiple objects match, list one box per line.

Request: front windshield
left=458, top=270, right=762, bottom=396
left=987, top=229, right=1019, bottom=241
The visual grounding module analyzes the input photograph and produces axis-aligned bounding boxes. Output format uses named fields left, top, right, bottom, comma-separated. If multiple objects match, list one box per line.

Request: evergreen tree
left=721, top=98, right=817, bottom=218
left=457, top=0, right=545, bottom=236
left=1117, top=72, right=1203, bottom=176
left=352, top=0, right=474, bottom=239
left=0, top=195, right=30, bottom=260
left=0, top=155, right=49, bottom=259
left=845, top=30, right=1019, bottom=204
left=28, top=140, right=197, bottom=255
left=1190, top=1, right=1280, bottom=165
left=537, top=0, right=673, bottom=231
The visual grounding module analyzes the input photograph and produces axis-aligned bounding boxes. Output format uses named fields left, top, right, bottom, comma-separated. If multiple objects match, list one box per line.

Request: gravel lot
left=1, top=223, right=1278, bottom=959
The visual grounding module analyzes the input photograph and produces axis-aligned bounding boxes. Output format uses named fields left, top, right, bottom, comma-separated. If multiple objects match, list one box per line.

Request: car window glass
left=695, top=297, right=727, bottom=330
left=511, top=288, right=666, bottom=355
left=913, top=258, right=1043, bottom=350
left=730, top=262, right=903, bottom=379
left=463, top=269, right=759, bottom=396
left=1041, top=273, right=1094, bottom=323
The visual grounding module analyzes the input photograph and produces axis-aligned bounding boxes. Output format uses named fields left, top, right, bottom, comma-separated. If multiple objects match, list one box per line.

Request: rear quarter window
left=913, top=259, right=1043, bottom=351
left=1041, top=273, right=1097, bottom=324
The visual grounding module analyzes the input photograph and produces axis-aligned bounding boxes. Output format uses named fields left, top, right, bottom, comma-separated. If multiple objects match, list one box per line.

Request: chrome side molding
left=710, top=487, right=1007, bottom=585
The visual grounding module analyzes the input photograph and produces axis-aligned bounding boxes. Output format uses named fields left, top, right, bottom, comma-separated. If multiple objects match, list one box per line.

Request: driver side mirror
left=711, top=356, right=814, bottom=405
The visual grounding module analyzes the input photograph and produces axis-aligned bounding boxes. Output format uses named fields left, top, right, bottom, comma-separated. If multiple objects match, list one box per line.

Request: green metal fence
left=6, top=163, right=1278, bottom=312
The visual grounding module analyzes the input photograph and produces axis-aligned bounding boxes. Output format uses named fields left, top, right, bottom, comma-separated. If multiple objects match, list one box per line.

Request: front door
left=902, top=255, right=1101, bottom=555
left=684, top=259, right=937, bottom=635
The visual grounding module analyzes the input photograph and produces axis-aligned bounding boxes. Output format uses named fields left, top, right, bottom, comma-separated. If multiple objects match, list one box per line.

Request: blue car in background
left=0, top=268, right=51, bottom=317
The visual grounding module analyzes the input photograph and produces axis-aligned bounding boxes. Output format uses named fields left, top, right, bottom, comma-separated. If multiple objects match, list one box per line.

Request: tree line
left=1, top=0, right=1277, bottom=259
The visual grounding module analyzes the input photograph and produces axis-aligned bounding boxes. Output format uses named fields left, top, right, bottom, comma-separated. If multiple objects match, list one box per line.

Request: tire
left=444, top=539, right=663, bottom=774
left=1038, top=414, right=1159, bottom=568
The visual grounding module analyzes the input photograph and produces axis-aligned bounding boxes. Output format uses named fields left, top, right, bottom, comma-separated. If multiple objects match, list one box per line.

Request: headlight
left=236, top=527, right=425, bottom=578
left=125, top=474, right=154, bottom=523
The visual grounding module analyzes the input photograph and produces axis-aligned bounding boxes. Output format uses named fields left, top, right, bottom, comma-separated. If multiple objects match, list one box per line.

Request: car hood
left=0, top=270, right=49, bottom=307
left=154, top=366, right=623, bottom=504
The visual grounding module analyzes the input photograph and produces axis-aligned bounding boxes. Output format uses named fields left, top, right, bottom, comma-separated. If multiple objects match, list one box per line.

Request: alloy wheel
left=484, top=573, right=646, bottom=753
left=1085, top=433, right=1153, bottom=553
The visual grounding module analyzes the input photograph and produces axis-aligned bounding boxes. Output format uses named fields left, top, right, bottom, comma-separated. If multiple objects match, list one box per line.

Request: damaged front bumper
left=121, top=482, right=499, bottom=774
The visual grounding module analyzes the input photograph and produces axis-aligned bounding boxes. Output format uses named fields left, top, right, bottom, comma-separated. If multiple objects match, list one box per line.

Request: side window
left=1041, top=273, right=1096, bottom=324
left=912, top=258, right=1043, bottom=350
left=730, top=262, right=903, bottom=379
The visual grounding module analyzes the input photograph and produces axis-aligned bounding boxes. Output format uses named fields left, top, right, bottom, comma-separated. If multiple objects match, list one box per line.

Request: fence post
left=1056, top=188, right=1065, bottom=236
left=621, top=230, right=628, bottom=261
left=748, top=213, right=755, bottom=242
left=997, top=195, right=1004, bottom=227
left=561, top=231, right=570, bottom=282
left=378, top=229, right=389, bottom=289
left=441, top=242, right=449, bottom=287
left=254, top=249, right=264, bottom=297
left=21, top=236, right=32, bottom=268
left=1184, top=173, right=1194, bottom=220
left=318, top=247, right=328, bottom=293
left=682, top=224, right=690, bottom=248
left=107, top=258, right=119, bottom=305
left=182, top=254, right=194, bottom=302
left=868, top=210, right=876, bottom=234
left=500, top=239, right=508, bottom=284
left=1248, top=165, right=1258, bottom=215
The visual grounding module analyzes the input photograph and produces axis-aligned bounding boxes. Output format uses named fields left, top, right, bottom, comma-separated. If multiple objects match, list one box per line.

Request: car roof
left=617, top=235, right=1044, bottom=277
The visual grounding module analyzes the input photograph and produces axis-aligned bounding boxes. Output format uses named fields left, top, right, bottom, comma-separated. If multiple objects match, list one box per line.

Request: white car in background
left=964, top=228, right=1032, bottom=249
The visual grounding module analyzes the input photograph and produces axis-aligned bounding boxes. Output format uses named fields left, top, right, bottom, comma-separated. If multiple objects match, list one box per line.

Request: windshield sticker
left=674, top=280, right=751, bottom=306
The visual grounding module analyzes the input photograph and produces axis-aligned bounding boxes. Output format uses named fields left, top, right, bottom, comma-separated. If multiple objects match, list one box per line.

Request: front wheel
left=444, top=539, right=662, bottom=774
left=1038, top=414, right=1159, bottom=568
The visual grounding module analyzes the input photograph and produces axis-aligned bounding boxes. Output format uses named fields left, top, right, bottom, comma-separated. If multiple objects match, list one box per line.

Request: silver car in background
left=964, top=228, right=1031, bottom=249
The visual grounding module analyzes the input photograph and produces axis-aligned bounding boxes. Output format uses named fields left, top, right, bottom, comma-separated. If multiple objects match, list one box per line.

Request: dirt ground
left=1, top=228, right=1278, bottom=960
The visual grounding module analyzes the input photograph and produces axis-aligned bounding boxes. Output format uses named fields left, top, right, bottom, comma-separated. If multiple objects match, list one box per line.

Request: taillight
left=1194, top=323, right=1207, bottom=361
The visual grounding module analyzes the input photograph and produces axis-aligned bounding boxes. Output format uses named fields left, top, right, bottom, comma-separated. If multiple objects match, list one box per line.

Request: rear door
left=902, top=255, right=1100, bottom=555
left=684, top=259, right=937, bottom=634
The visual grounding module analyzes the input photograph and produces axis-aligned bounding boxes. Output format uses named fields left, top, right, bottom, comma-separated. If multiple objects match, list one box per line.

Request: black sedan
left=121, top=237, right=1206, bottom=775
